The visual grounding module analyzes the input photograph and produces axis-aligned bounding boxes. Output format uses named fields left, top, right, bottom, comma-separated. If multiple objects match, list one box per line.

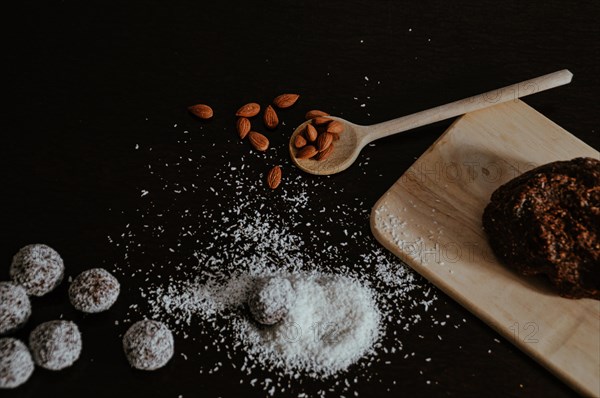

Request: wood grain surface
left=371, top=100, right=600, bottom=397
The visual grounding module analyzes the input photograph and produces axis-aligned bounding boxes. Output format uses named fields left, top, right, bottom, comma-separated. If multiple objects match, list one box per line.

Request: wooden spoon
left=289, top=69, right=573, bottom=175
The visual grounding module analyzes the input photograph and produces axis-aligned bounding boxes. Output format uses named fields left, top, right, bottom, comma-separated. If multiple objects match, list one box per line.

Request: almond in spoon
left=312, top=116, right=331, bottom=126
left=326, top=120, right=344, bottom=134
left=296, top=145, right=318, bottom=159
left=305, top=124, right=318, bottom=142
left=317, top=132, right=333, bottom=152
left=315, top=143, right=334, bottom=161
left=305, top=110, right=330, bottom=120
left=294, top=134, right=307, bottom=148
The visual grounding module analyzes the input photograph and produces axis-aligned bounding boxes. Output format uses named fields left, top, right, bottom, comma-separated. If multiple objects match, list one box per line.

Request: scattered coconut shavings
left=248, top=276, right=294, bottom=325
left=237, top=273, right=381, bottom=378
left=107, top=118, right=462, bottom=397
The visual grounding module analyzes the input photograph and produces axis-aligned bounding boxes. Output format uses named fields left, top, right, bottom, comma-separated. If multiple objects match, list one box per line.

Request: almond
left=305, top=124, right=318, bottom=142
left=326, top=120, right=344, bottom=134
left=317, top=132, right=333, bottom=152
left=330, top=132, right=340, bottom=141
left=236, top=102, right=260, bottom=117
left=295, top=145, right=318, bottom=159
left=305, top=110, right=330, bottom=120
left=236, top=117, right=251, bottom=139
left=266, top=166, right=282, bottom=189
left=315, top=143, right=334, bottom=161
left=294, top=134, right=307, bottom=148
left=248, top=131, right=269, bottom=152
left=312, top=116, right=331, bottom=126
left=273, top=94, right=300, bottom=109
left=188, top=104, right=213, bottom=119
left=263, top=105, right=279, bottom=129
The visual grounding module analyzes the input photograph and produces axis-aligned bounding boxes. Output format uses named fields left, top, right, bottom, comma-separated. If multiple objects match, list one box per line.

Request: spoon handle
left=363, top=69, right=573, bottom=143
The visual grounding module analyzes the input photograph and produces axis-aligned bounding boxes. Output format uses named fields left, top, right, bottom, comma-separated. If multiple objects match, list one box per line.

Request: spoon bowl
left=289, top=117, right=363, bottom=175
left=289, top=69, right=572, bottom=176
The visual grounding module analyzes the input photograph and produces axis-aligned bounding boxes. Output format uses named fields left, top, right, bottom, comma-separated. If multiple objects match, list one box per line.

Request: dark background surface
left=2, top=1, right=599, bottom=397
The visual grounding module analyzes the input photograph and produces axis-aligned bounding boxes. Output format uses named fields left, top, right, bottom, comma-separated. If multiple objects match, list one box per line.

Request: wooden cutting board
left=370, top=99, right=600, bottom=397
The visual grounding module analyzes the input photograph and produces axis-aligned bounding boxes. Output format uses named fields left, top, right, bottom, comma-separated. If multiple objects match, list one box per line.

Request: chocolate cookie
left=482, top=157, right=599, bottom=299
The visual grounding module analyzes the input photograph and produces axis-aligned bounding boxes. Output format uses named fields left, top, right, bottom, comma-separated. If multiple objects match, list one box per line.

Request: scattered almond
left=236, top=102, right=260, bottom=117
left=273, top=94, right=300, bottom=109
left=266, top=166, right=282, bottom=189
left=317, top=132, right=333, bottom=152
left=188, top=104, right=213, bottom=119
left=312, top=116, right=331, bottom=126
left=236, top=117, right=251, bottom=139
left=248, top=131, right=269, bottom=152
left=295, top=145, right=318, bottom=159
left=305, top=110, right=330, bottom=120
left=326, top=120, right=344, bottom=134
left=305, top=124, right=318, bottom=142
left=315, top=143, right=334, bottom=161
left=263, top=105, right=279, bottom=129
left=294, top=134, right=307, bottom=148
